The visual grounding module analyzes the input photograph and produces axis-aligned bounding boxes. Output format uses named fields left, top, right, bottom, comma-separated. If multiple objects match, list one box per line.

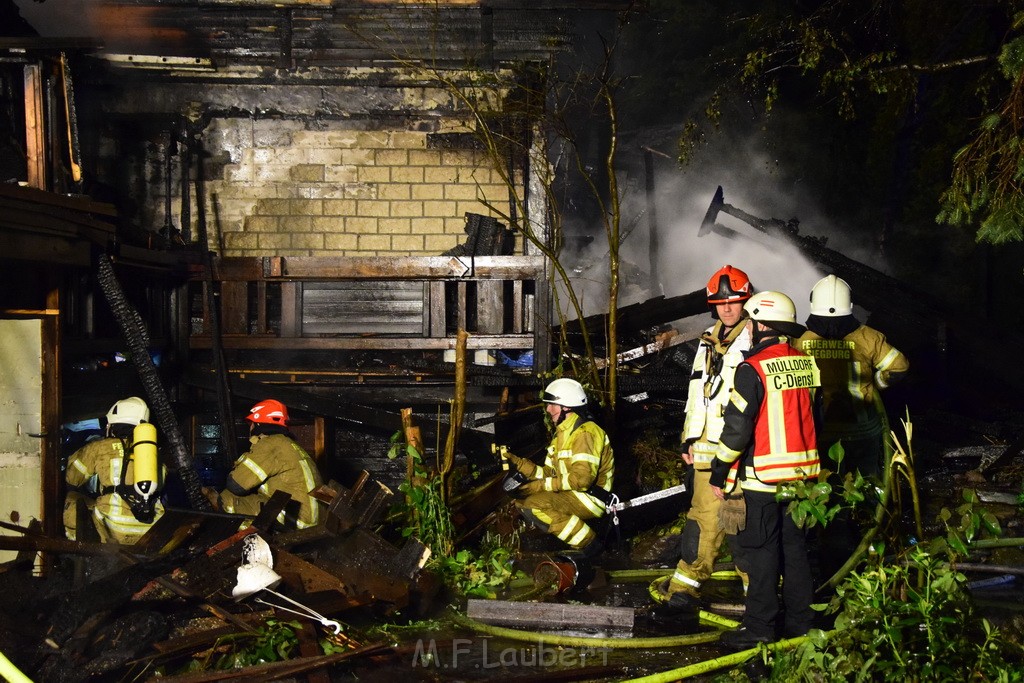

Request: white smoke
left=560, top=125, right=869, bottom=328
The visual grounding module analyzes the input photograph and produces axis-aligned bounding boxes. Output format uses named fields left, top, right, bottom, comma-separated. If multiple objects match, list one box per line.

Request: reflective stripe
left=557, top=516, right=593, bottom=548
left=544, top=478, right=555, bottom=492
left=690, top=440, right=718, bottom=466
left=848, top=361, right=865, bottom=400
left=570, top=453, right=600, bottom=466
left=70, top=459, right=90, bottom=477
left=876, top=347, right=902, bottom=373
left=566, top=524, right=592, bottom=548
left=718, top=443, right=744, bottom=464
left=671, top=569, right=701, bottom=589
left=571, top=489, right=605, bottom=516
left=557, top=516, right=584, bottom=542
left=730, top=390, right=748, bottom=413
left=238, top=457, right=271, bottom=494
left=295, top=447, right=320, bottom=525
left=765, top=386, right=786, bottom=455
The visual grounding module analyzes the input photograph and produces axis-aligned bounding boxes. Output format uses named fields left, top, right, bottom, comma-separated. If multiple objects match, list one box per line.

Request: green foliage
left=190, top=619, right=301, bottom=671
left=388, top=430, right=455, bottom=557
left=770, top=548, right=1023, bottom=681
left=775, top=440, right=873, bottom=530
left=929, top=488, right=1002, bottom=559
left=428, top=531, right=526, bottom=598
left=760, top=414, right=1023, bottom=680
left=632, top=430, right=685, bottom=491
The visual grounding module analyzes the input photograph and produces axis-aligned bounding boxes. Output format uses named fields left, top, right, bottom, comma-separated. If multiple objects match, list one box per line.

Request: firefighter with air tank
left=64, top=396, right=164, bottom=544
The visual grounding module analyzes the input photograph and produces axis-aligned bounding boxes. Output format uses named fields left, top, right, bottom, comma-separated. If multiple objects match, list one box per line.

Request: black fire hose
left=96, top=254, right=212, bottom=511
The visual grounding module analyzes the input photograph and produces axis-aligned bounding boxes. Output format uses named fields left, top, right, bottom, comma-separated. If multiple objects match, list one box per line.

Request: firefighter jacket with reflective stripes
left=516, top=412, right=614, bottom=517
left=797, top=325, right=908, bottom=439
left=224, top=433, right=323, bottom=528
left=681, top=320, right=752, bottom=468
left=66, top=436, right=165, bottom=543
left=711, top=338, right=821, bottom=494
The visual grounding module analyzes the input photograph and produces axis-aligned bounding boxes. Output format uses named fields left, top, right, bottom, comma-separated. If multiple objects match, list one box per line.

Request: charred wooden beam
left=320, top=474, right=395, bottom=535
left=315, top=530, right=431, bottom=607
left=555, top=290, right=708, bottom=346
left=189, top=333, right=534, bottom=351
left=466, top=598, right=634, bottom=631
left=183, top=368, right=497, bottom=454
left=206, top=255, right=545, bottom=282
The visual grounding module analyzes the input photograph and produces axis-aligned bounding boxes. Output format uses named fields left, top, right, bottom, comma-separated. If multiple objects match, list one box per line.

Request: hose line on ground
left=453, top=612, right=724, bottom=649
left=0, top=649, right=32, bottom=683
left=619, top=631, right=833, bottom=682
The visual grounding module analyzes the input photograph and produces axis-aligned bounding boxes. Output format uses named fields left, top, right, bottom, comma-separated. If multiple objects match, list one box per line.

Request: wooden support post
left=280, top=282, right=302, bottom=337
left=24, top=63, right=46, bottom=190
left=400, top=407, right=424, bottom=503
left=441, top=329, right=467, bottom=501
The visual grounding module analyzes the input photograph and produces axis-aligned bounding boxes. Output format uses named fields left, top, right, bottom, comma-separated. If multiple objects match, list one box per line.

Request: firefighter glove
left=718, top=492, right=746, bottom=535
left=517, top=479, right=544, bottom=496
left=494, top=443, right=528, bottom=473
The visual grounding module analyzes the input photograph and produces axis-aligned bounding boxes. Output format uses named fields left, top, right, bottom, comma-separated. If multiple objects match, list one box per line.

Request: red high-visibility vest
left=744, top=342, right=820, bottom=487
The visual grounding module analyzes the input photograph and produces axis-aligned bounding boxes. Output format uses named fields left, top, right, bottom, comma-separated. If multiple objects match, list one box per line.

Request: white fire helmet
left=810, top=274, right=853, bottom=317
left=541, top=378, right=588, bottom=408
left=106, top=396, right=150, bottom=426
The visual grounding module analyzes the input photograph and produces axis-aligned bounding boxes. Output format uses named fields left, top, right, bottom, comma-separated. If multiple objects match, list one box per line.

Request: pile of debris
left=0, top=473, right=433, bottom=682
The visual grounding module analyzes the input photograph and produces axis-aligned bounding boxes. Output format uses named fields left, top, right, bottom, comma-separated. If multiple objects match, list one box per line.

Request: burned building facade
left=0, top=1, right=629, bottom=551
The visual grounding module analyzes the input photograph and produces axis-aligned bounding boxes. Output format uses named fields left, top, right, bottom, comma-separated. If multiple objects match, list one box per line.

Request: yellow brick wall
left=206, top=118, right=516, bottom=257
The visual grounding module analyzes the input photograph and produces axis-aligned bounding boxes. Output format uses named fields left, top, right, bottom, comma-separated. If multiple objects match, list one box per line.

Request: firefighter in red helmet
left=652, top=265, right=753, bottom=614
left=218, top=399, right=324, bottom=529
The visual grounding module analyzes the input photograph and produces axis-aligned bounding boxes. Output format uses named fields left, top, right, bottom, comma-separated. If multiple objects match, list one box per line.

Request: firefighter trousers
left=729, top=489, right=815, bottom=638
left=669, top=468, right=724, bottom=595
left=515, top=491, right=601, bottom=550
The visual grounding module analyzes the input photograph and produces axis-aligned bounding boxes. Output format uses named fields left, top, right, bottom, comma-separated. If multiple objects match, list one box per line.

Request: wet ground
left=335, top=445, right=1024, bottom=682
left=336, top=544, right=755, bottom=682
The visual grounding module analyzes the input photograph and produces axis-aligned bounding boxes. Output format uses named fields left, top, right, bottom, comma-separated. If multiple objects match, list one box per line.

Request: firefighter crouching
left=64, top=396, right=165, bottom=544
left=499, top=378, right=614, bottom=561
left=217, top=399, right=324, bottom=530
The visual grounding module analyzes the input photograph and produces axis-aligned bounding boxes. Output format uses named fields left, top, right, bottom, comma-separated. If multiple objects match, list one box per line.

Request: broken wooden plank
left=592, top=329, right=690, bottom=370
left=323, top=472, right=395, bottom=535
left=148, top=643, right=392, bottom=683
left=253, top=490, right=294, bottom=531
left=315, top=530, right=430, bottom=607
left=466, top=599, right=634, bottom=631
left=271, top=548, right=365, bottom=609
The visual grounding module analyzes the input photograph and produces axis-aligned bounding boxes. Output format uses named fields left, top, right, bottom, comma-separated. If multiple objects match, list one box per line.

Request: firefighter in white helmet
left=498, top=378, right=614, bottom=560
left=797, top=274, right=909, bottom=583
left=709, top=291, right=821, bottom=650
left=64, top=396, right=166, bottom=544
left=218, top=399, right=324, bottom=530
left=797, top=274, right=909, bottom=477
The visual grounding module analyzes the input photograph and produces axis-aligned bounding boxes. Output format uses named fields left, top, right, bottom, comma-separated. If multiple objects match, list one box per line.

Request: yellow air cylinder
left=132, top=422, right=159, bottom=499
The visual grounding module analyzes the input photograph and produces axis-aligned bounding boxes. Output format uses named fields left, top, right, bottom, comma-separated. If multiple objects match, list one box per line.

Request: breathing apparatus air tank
left=131, top=422, right=159, bottom=501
